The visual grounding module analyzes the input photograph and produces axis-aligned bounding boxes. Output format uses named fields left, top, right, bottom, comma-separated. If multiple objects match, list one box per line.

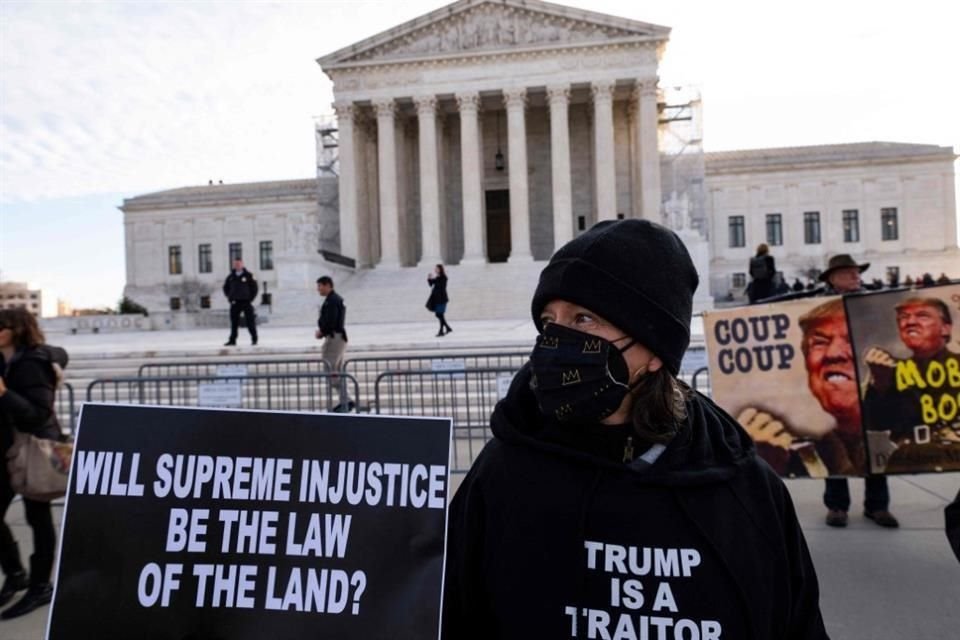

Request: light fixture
left=495, top=110, right=504, bottom=171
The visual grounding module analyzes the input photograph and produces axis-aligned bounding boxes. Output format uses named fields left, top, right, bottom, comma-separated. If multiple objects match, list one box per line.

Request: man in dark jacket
left=443, top=220, right=828, bottom=640
left=316, top=276, right=349, bottom=408
left=222, top=258, right=258, bottom=346
left=817, top=255, right=897, bottom=528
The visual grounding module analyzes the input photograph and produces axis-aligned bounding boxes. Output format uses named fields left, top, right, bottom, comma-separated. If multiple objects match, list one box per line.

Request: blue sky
left=1, top=0, right=958, bottom=315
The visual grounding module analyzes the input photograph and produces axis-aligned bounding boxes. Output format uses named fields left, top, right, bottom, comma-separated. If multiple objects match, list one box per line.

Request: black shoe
left=865, top=510, right=900, bottom=528
left=223, top=341, right=236, bottom=346
left=252, top=339, right=258, bottom=346
left=436, top=331, right=445, bottom=337
left=445, top=327, right=452, bottom=333
left=1, top=583, right=53, bottom=619
left=0, top=571, right=28, bottom=608
left=825, top=509, right=848, bottom=527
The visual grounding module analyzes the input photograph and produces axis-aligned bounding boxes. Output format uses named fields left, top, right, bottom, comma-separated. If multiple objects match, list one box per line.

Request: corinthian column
left=457, top=91, right=485, bottom=263
left=547, top=84, right=573, bottom=249
left=374, top=98, right=400, bottom=267
left=333, top=101, right=360, bottom=263
left=592, top=80, right=617, bottom=221
left=415, top=95, right=442, bottom=265
left=503, top=87, right=532, bottom=261
left=634, top=79, right=662, bottom=222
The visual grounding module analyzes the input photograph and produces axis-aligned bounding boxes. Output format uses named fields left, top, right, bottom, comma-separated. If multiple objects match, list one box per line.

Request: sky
left=1, top=0, right=958, bottom=315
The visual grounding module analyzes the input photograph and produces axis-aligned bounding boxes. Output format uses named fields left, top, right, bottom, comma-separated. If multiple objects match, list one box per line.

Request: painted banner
left=846, top=284, right=960, bottom=473
left=47, top=404, right=452, bottom=639
left=704, top=284, right=960, bottom=477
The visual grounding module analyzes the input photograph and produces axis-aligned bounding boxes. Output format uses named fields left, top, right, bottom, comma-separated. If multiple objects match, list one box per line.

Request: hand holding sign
left=865, top=346, right=897, bottom=393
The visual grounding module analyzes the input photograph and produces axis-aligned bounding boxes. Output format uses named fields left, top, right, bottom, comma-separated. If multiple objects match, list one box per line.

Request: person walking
left=443, top=219, right=828, bottom=640
left=748, top=243, right=776, bottom=303
left=427, top=264, right=452, bottom=337
left=222, top=258, right=258, bottom=346
left=818, top=254, right=898, bottom=528
left=0, top=308, right=66, bottom=619
left=315, top=276, right=350, bottom=410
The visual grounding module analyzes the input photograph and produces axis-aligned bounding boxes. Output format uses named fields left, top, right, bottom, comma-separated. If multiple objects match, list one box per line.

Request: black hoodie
left=442, top=364, right=828, bottom=640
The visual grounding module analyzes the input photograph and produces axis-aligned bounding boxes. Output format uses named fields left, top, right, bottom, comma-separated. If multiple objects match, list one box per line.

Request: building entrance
left=485, top=189, right=511, bottom=263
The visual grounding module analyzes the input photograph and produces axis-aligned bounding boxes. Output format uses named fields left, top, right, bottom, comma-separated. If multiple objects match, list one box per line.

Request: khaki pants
left=322, top=333, right=348, bottom=406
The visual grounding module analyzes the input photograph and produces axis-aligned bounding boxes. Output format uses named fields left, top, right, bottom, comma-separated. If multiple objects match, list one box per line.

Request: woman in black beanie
left=442, top=219, right=829, bottom=640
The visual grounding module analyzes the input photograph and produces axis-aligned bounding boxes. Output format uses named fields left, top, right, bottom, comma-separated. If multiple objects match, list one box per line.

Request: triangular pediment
left=318, top=0, right=669, bottom=68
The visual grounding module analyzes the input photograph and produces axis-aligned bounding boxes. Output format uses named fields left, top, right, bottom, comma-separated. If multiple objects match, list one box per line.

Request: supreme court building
left=121, top=0, right=958, bottom=325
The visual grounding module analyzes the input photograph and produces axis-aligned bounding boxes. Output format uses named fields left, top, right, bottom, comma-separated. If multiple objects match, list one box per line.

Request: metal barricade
left=374, top=367, right=520, bottom=475
left=138, top=358, right=329, bottom=378
left=345, top=351, right=529, bottom=410
left=690, top=367, right=711, bottom=397
left=86, top=372, right=360, bottom=414
left=56, top=382, right=77, bottom=435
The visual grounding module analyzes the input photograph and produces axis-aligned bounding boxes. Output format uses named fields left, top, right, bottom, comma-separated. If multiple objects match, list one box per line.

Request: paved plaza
left=4, top=321, right=959, bottom=638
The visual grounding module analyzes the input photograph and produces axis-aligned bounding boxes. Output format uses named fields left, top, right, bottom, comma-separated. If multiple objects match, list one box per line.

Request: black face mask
left=530, top=323, right=639, bottom=424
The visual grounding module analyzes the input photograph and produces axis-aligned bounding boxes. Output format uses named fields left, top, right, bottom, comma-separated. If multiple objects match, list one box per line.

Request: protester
left=747, top=243, right=776, bottom=303
left=0, top=308, right=65, bottom=619
left=426, top=264, right=453, bottom=337
left=792, top=278, right=805, bottom=292
left=443, top=219, right=828, bottom=639
left=937, top=273, right=951, bottom=285
left=315, top=276, right=350, bottom=410
left=947, top=489, right=960, bottom=563
left=222, top=258, right=258, bottom=346
left=817, top=255, right=897, bottom=528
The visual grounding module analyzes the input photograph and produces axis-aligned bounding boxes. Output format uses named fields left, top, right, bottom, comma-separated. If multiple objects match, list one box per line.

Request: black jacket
left=0, top=346, right=63, bottom=454
left=443, top=364, right=828, bottom=640
left=222, top=269, right=258, bottom=302
left=427, top=273, right=449, bottom=311
left=318, top=290, right=347, bottom=340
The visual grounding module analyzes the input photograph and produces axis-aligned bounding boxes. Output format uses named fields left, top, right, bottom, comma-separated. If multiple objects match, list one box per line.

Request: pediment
left=318, top=0, right=669, bottom=68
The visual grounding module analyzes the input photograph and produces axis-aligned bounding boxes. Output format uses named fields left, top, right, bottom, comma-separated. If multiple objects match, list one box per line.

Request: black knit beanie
left=531, top=219, right=699, bottom=375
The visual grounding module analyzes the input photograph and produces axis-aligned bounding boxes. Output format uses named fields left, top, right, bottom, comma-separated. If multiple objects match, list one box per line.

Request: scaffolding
left=315, top=115, right=340, bottom=178
left=658, top=85, right=707, bottom=239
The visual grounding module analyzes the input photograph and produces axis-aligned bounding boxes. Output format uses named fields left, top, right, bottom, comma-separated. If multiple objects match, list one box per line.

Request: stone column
left=415, top=95, right=442, bottom=265
left=634, top=79, right=662, bottom=222
left=592, top=80, right=617, bottom=221
left=547, top=84, right=573, bottom=248
left=374, top=98, right=401, bottom=267
left=333, top=101, right=359, bottom=263
left=504, top=87, right=532, bottom=261
left=457, top=91, right=485, bottom=263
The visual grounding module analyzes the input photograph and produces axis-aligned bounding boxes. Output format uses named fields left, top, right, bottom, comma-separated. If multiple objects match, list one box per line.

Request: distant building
left=707, top=142, right=959, bottom=299
left=118, top=0, right=960, bottom=323
left=0, top=281, right=42, bottom=316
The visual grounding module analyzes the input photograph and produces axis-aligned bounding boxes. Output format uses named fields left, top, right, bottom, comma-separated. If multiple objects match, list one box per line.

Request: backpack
left=749, top=256, right=771, bottom=281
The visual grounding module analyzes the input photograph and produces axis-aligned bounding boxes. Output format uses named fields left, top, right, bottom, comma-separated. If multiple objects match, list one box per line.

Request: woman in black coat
left=0, top=308, right=63, bottom=619
left=748, top=243, right=777, bottom=303
left=427, top=264, right=453, bottom=337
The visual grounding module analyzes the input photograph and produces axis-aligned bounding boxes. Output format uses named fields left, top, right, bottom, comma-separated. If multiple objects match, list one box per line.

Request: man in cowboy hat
left=818, top=254, right=898, bottom=528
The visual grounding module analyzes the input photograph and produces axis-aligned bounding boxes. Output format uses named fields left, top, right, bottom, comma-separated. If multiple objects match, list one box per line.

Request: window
left=200, top=295, right=211, bottom=309
left=169, top=297, right=181, bottom=311
left=728, top=216, right=745, bottom=248
left=842, top=210, right=859, bottom=243
left=577, top=216, right=586, bottom=231
left=168, top=246, right=182, bottom=275
left=765, top=213, right=783, bottom=246
left=259, top=240, right=274, bottom=271
left=198, top=244, right=213, bottom=273
left=881, top=207, right=899, bottom=241
left=803, top=211, right=821, bottom=244
left=732, top=273, right=747, bottom=288
left=229, top=242, right=243, bottom=266
left=616, top=213, right=625, bottom=220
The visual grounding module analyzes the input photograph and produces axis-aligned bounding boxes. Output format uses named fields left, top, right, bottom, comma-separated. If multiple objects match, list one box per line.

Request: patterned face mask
left=530, top=323, right=639, bottom=424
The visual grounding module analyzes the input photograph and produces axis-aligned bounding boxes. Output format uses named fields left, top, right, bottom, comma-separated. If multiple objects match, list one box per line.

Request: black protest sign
left=845, top=284, right=960, bottom=474
left=48, top=404, right=451, bottom=640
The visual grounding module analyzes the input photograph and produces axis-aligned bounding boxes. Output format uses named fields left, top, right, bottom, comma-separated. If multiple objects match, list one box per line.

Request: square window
left=765, top=214, right=782, bottom=246
left=198, top=244, right=213, bottom=273
left=881, top=207, right=899, bottom=241
left=803, top=212, right=821, bottom=244
left=259, top=240, right=274, bottom=271
left=168, top=245, right=182, bottom=275
left=842, top=210, right=859, bottom=243
left=728, top=216, right=745, bottom=248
